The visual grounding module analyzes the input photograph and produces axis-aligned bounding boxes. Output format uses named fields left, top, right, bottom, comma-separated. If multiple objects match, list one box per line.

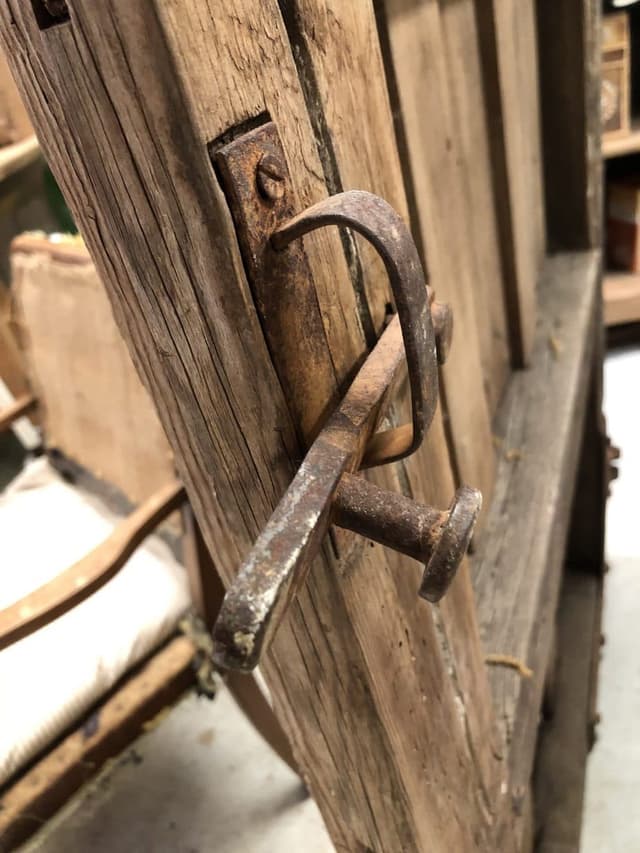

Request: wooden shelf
left=604, top=120, right=640, bottom=159
left=604, top=270, right=640, bottom=325
left=0, top=135, right=40, bottom=183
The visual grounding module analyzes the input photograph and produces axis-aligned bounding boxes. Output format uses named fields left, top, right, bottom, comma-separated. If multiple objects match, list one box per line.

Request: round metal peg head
left=418, top=485, right=482, bottom=602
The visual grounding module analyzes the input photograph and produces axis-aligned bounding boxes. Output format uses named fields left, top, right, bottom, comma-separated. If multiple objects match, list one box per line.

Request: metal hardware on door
left=211, top=120, right=481, bottom=671
left=333, top=475, right=481, bottom=603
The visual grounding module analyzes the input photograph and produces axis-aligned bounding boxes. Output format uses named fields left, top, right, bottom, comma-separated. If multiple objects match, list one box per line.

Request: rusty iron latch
left=211, top=121, right=481, bottom=671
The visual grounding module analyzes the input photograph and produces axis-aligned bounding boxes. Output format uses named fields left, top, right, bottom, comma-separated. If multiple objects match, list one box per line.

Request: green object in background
left=43, top=165, right=77, bottom=234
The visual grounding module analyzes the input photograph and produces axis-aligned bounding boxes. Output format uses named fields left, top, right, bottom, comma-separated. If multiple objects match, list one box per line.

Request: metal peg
left=333, top=475, right=481, bottom=601
left=211, top=121, right=478, bottom=673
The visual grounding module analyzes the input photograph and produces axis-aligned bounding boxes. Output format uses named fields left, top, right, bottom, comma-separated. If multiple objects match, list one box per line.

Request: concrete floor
left=22, top=348, right=639, bottom=852
left=24, top=688, right=333, bottom=853
left=581, top=346, right=640, bottom=853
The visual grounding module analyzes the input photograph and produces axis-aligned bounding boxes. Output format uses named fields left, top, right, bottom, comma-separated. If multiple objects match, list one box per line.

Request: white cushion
left=0, top=457, right=190, bottom=785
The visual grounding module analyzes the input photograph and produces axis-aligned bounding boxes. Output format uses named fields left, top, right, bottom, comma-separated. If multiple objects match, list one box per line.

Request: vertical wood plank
left=283, top=0, right=504, bottom=804
left=378, top=0, right=511, bottom=415
left=0, top=3, right=499, bottom=850
left=375, top=0, right=497, bottom=506
left=439, top=0, right=511, bottom=412
left=477, top=0, right=546, bottom=366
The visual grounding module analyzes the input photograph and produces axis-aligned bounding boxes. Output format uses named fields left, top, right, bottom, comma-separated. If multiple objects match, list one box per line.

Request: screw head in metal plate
left=256, top=152, right=286, bottom=201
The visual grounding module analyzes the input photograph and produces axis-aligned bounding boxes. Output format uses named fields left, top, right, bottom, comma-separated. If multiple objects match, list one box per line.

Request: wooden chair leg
left=181, top=505, right=299, bottom=775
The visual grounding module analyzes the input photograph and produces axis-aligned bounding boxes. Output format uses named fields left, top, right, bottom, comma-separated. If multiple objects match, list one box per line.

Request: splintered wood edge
left=0, top=635, right=195, bottom=850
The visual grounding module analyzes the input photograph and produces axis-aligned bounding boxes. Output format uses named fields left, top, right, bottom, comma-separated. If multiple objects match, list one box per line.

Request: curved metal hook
left=271, top=190, right=438, bottom=466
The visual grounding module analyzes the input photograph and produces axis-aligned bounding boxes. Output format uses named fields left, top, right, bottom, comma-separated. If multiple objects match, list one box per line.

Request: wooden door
left=0, top=1, right=536, bottom=849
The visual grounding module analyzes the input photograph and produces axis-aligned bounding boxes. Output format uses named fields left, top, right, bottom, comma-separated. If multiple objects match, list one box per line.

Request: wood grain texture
left=472, top=250, right=600, bottom=845
left=271, top=0, right=503, bottom=807
left=377, top=0, right=497, bottom=505
left=476, top=0, right=545, bottom=366
left=439, top=0, right=510, bottom=412
left=382, top=0, right=510, bottom=415
left=11, top=235, right=176, bottom=504
left=0, top=480, right=185, bottom=651
left=0, top=4, right=498, bottom=850
left=0, top=635, right=195, bottom=850
left=537, top=0, right=602, bottom=251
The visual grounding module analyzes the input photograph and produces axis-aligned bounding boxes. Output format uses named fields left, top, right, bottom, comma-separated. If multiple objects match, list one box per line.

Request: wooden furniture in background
left=0, top=4, right=512, bottom=850
left=11, top=234, right=175, bottom=504
left=0, top=0, right=606, bottom=849
left=598, top=10, right=640, bottom=324
left=0, top=234, right=295, bottom=847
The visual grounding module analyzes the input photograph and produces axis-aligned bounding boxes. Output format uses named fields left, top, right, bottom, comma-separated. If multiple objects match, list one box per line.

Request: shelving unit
left=604, top=270, right=640, bottom=325
left=604, top=119, right=640, bottom=159
left=602, top=6, right=640, bottom=326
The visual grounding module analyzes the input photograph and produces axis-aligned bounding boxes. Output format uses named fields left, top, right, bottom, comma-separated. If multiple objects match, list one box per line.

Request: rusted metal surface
left=213, top=313, right=481, bottom=670
left=333, top=474, right=481, bottom=602
left=216, top=121, right=447, bottom=458
left=212, top=120, right=476, bottom=672
left=212, top=318, right=407, bottom=671
left=214, top=122, right=337, bottom=444
left=273, top=190, right=438, bottom=466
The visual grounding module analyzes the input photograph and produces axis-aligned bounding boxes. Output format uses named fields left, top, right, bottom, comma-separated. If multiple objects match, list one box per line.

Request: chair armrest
left=0, top=393, right=36, bottom=432
left=0, top=480, right=186, bottom=651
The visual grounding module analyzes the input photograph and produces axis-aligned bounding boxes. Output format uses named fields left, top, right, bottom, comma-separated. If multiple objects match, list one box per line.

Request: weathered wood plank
left=377, top=0, right=497, bottom=505
left=439, top=0, right=511, bottom=412
left=279, top=0, right=501, bottom=800
left=473, top=250, right=600, bottom=844
left=476, top=0, right=545, bottom=365
left=537, top=0, right=602, bottom=251
left=0, top=4, right=495, bottom=850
